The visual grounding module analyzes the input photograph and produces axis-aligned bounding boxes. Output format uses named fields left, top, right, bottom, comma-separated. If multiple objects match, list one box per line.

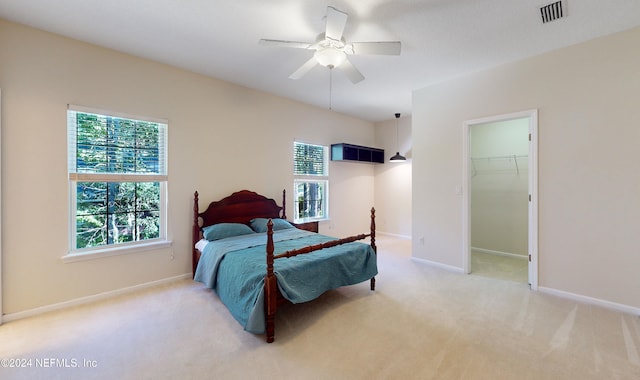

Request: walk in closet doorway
left=462, top=110, right=538, bottom=289
left=1, top=89, right=3, bottom=324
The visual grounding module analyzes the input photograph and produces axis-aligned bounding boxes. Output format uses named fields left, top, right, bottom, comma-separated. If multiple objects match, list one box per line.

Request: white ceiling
left=1, top=0, right=639, bottom=122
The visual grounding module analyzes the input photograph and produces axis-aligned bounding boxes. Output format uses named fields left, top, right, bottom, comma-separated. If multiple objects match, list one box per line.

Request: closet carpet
left=1, top=237, right=639, bottom=379
left=471, top=249, right=528, bottom=283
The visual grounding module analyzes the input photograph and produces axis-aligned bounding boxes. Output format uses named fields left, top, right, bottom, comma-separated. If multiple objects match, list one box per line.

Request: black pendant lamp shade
left=389, top=152, right=406, bottom=161
left=389, top=113, right=406, bottom=162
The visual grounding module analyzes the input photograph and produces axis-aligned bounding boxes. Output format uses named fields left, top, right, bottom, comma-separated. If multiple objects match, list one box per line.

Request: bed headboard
left=195, top=189, right=285, bottom=228
left=192, top=189, right=286, bottom=276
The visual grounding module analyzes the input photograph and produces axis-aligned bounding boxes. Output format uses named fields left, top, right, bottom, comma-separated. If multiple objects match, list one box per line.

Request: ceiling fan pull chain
left=329, top=69, right=333, bottom=110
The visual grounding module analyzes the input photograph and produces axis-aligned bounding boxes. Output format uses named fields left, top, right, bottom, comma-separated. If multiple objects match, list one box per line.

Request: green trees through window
left=75, top=182, right=160, bottom=248
left=68, top=107, right=167, bottom=251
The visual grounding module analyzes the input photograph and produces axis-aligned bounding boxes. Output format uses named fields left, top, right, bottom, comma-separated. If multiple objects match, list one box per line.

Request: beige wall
left=413, top=26, right=640, bottom=309
left=0, top=20, right=377, bottom=314
left=374, top=116, right=412, bottom=238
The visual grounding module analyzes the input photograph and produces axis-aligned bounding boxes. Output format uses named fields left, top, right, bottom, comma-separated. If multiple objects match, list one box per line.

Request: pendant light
left=389, top=113, right=406, bottom=162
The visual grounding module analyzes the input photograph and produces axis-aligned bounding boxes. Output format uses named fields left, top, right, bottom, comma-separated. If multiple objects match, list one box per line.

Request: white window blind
left=67, top=105, right=167, bottom=179
left=293, top=142, right=328, bottom=176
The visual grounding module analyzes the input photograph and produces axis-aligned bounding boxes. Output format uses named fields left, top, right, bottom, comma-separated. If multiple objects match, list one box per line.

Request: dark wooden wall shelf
left=331, top=143, right=384, bottom=164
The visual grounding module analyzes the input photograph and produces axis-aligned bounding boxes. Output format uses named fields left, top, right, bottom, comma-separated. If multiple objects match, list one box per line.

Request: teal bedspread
left=194, top=228, right=378, bottom=334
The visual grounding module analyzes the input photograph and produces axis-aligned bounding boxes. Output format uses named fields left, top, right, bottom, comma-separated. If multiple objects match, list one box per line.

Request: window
left=67, top=106, right=168, bottom=256
left=293, top=142, right=329, bottom=222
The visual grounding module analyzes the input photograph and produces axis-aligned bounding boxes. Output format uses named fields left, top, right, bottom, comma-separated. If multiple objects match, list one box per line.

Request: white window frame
left=293, top=141, right=329, bottom=223
left=65, top=105, right=170, bottom=262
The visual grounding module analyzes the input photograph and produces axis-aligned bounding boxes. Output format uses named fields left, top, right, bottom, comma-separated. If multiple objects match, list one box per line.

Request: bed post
left=264, top=219, right=277, bottom=343
left=370, top=207, right=376, bottom=291
left=281, top=189, right=287, bottom=220
left=192, top=191, right=200, bottom=278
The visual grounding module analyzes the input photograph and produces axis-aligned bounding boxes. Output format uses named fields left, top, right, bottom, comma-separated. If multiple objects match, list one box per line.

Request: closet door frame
left=0, top=89, right=3, bottom=324
left=462, top=109, right=538, bottom=290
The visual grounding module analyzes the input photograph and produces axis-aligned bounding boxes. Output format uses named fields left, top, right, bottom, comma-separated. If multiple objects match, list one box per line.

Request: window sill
left=62, top=240, right=172, bottom=263
left=293, top=217, right=328, bottom=224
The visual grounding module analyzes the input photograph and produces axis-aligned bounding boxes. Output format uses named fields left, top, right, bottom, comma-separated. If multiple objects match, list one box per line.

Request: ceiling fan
left=259, top=6, right=401, bottom=84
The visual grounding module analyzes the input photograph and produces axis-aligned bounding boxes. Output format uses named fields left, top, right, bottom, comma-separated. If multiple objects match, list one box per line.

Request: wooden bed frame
left=192, top=189, right=377, bottom=343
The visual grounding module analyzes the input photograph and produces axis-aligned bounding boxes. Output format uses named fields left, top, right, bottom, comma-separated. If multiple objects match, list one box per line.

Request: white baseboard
left=410, top=256, right=465, bottom=273
left=471, top=247, right=527, bottom=260
left=378, top=231, right=412, bottom=240
left=3, top=273, right=192, bottom=323
left=409, top=254, right=639, bottom=316
left=539, top=286, right=640, bottom=316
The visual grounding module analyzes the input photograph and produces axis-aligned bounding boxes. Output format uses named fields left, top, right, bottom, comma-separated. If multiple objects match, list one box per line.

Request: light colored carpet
left=1, top=236, right=639, bottom=379
left=471, top=250, right=528, bottom=284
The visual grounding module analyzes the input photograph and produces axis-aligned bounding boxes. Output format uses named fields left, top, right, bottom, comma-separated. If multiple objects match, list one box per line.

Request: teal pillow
left=202, top=223, right=255, bottom=241
left=250, top=218, right=294, bottom=233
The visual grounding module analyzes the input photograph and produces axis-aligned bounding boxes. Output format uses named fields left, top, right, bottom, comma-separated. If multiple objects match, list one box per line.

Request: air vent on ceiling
left=540, top=1, right=565, bottom=24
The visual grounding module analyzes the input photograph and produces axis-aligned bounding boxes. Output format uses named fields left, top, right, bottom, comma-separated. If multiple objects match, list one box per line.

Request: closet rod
left=470, top=154, right=528, bottom=176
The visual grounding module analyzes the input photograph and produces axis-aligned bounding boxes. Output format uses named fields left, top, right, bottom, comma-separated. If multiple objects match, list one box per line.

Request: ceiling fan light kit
left=259, top=6, right=401, bottom=84
left=314, top=47, right=346, bottom=68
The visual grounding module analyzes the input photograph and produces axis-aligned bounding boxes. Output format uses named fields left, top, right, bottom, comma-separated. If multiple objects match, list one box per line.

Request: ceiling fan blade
left=289, top=57, right=318, bottom=80
left=259, top=39, right=313, bottom=49
left=339, top=59, right=365, bottom=84
left=349, top=41, right=402, bottom=55
left=325, top=6, right=348, bottom=41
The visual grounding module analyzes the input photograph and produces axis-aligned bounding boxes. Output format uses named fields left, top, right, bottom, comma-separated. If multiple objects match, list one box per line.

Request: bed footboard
left=264, top=207, right=377, bottom=343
